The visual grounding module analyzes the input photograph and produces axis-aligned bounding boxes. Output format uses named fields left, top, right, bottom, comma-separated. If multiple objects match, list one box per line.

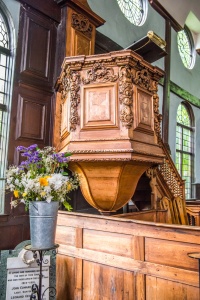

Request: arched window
left=116, top=0, right=148, bottom=26
left=0, top=5, right=15, bottom=214
left=176, top=103, right=194, bottom=199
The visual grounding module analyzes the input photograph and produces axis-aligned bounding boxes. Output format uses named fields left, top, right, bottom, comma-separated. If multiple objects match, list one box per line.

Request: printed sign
left=6, top=254, right=50, bottom=300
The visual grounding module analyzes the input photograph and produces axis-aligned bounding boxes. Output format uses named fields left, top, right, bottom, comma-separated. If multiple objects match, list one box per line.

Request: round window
left=117, top=0, right=148, bottom=26
left=177, top=28, right=196, bottom=69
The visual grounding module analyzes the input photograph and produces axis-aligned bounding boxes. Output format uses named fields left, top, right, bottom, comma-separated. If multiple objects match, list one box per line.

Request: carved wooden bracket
left=119, top=65, right=133, bottom=128
left=71, top=13, right=93, bottom=38
left=61, top=68, right=81, bottom=131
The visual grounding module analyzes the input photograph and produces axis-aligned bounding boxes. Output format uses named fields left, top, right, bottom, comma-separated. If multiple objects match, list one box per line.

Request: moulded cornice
left=54, top=0, right=105, bottom=27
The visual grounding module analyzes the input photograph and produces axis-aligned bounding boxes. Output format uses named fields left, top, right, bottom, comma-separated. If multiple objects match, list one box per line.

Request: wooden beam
left=148, top=0, right=182, bottom=32
left=162, top=19, right=171, bottom=146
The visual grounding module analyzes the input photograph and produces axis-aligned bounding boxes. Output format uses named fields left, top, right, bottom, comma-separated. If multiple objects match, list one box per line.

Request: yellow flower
left=40, top=191, right=46, bottom=197
left=14, top=190, right=19, bottom=198
left=22, top=192, right=27, bottom=197
left=66, top=182, right=72, bottom=191
left=39, top=177, right=49, bottom=186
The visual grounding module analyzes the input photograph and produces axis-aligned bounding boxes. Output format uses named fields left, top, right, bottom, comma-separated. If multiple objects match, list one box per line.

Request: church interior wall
left=170, top=27, right=200, bottom=99
left=2, top=0, right=200, bottom=196
left=1, top=0, right=200, bottom=250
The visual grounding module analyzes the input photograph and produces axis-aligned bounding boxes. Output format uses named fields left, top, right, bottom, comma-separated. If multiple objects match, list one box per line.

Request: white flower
left=14, top=179, right=20, bottom=185
left=46, top=195, right=53, bottom=203
left=48, top=174, right=64, bottom=190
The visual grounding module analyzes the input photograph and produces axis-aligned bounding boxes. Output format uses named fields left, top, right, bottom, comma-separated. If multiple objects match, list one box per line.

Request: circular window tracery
left=117, top=0, right=148, bottom=26
left=177, top=28, right=196, bottom=69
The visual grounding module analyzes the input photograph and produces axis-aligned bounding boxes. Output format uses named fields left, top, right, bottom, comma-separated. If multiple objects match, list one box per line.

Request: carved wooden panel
left=20, top=8, right=56, bottom=86
left=134, top=87, right=154, bottom=134
left=81, top=83, right=118, bottom=130
left=66, top=8, right=95, bottom=56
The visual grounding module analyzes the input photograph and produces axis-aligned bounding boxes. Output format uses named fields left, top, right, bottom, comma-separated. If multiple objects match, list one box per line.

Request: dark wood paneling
left=8, top=3, right=58, bottom=165
left=5, top=2, right=59, bottom=250
left=54, top=7, right=67, bottom=79
left=95, top=31, right=123, bottom=54
left=0, top=212, right=29, bottom=250
left=19, top=0, right=61, bottom=22
left=15, top=90, right=49, bottom=142
left=9, top=85, right=52, bottom=165
left=21, top=18, right=51, bottom=78
left=19, top=8, right=57, bottom=89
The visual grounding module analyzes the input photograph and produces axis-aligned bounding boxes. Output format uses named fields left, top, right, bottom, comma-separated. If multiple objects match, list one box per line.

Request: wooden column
left=162, top=19, right=171, bottom=147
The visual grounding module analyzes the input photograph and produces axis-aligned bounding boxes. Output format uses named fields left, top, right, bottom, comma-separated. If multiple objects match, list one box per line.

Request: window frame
left=175, top=102, right=195, bottom=199
left=177, top=26, right=196, bottom=70
left=0, top=3, right=15, bottom=214
left=116, top=0, right=148, bottom=26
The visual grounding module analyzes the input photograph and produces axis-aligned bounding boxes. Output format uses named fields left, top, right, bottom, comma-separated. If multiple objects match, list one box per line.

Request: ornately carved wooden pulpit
left=54, top=50, right=165, bottom=214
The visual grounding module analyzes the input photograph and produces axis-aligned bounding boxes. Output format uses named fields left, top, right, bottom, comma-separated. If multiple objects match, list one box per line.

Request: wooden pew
left=56, top=211, right=200, bottom=300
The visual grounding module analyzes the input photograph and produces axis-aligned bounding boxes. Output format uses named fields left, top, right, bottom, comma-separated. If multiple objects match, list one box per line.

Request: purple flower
left=16, top=146, right=26, bottom=152
left=27, top=144, right=38, bottom=151
left=52, top=153, right=70, bottom=163
left=21, top=152, right=32, bottom=157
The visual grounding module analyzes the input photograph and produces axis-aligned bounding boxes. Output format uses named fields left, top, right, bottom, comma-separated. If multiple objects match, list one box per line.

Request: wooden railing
left=157, top=140, right=185, bottom=200
left=145, top=140, right=188, bottom=225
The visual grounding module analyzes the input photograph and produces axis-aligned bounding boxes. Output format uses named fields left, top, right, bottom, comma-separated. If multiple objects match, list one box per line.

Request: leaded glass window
left=176, top=103, right=194, bottom=199
left=0, top=13, right=9, bottom=49
left=116, top=0, right=148, bottom=26
left=0, top=8, right=14, bottom=214
left=177, top=27, right=196, bottom=69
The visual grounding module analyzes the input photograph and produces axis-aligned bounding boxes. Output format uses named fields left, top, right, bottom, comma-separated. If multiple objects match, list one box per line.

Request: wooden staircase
left=133, top=139, right=189, bottom=225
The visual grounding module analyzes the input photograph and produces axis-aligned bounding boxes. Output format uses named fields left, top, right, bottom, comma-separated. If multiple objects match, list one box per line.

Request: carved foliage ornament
left=83, top=63, right=118, bottom=84
left=133, top=68, right=162, bottom=139
left=119, top=65, right=133, bottom=128
left=71, top=13, right=93, bottom=38
left=61, top=68, right=70, bottom=103
left=150, top=80, right=162, bottom=142
left=133, top=69, right=151, bottom=90
left=61, top=68, right=81, bottom=131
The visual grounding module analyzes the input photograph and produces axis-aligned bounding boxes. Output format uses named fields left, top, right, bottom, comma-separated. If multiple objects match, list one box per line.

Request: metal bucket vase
left=29, top=201, right=59, bottom=249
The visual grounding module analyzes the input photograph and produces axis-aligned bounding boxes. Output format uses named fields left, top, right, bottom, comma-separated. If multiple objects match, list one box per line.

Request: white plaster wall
left=88, top=0, right=165, bottom=70
left=88, top=0, right=200, bottom=98
left=170, top=28, right=200, bottom=99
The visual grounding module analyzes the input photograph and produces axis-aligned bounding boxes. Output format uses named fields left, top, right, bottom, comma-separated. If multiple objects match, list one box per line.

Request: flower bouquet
left=5, top=144, right=79, bottom=249
left=6, top=144, right=79, bottom=211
